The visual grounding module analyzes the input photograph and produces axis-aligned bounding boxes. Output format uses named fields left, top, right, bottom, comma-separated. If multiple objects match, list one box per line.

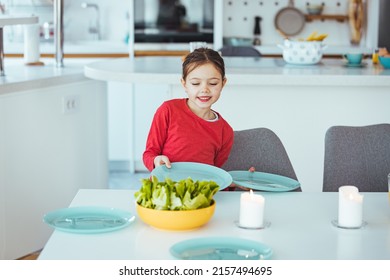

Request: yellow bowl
left=136, top=201, right=216, bottom=231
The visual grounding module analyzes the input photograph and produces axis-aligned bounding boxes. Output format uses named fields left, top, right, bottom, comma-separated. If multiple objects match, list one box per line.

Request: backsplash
left=3, top=0, right=369, bottom=47
left=3, top=0, right=130, bottom=42
left=223, top=0, right=355, bottom=46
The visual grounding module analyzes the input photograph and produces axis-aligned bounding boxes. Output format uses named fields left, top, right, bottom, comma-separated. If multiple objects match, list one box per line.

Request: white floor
left=108, top=171, right=150, bottom=190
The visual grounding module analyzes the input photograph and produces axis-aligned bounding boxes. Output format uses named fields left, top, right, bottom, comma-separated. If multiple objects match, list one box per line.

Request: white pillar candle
left=338, top=185, right=364, bottom=228
left=239, top=190, right=265, bottom=228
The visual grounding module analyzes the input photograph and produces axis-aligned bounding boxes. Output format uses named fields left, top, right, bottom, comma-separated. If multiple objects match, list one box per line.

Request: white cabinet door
left=1, top=80, right=108, bottom=259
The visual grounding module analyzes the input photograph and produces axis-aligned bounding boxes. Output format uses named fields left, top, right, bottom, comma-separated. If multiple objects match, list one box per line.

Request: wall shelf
left=305, top=14, right=349, bottom=23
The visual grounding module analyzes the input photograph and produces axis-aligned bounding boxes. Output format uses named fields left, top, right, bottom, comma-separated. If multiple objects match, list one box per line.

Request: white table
left=38, top=189, right=390, bottom=260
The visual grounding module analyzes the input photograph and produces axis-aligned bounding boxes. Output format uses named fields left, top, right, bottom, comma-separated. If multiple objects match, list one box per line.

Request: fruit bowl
left=278, top=39, right=327, bottom=65
left=136, top=200, right=216, bottom=231
left=379, top=56, right=390, bottom=69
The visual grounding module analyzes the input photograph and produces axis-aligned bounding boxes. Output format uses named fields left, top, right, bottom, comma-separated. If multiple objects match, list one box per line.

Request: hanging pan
left=274, top=0, right=305, bottom=36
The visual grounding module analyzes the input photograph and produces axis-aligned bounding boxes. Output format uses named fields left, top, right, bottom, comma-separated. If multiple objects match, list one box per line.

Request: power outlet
left=62, top=95, right=80, bottom=114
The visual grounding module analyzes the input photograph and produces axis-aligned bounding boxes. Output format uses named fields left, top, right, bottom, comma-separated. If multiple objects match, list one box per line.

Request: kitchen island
left=0, top=59, right=108, bottom=259
left=85, top=56, right=390, bottom=193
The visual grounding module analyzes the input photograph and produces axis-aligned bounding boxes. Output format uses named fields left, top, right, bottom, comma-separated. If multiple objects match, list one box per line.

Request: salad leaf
left=183, top=192, right=209, bottom=210
left=134, top=178, right=153, bottom=209
left=135, top=176, right=219, bottom=210
left=151, top=183, right=170, bottom=210
left=170, top=192, right=183, bottom=210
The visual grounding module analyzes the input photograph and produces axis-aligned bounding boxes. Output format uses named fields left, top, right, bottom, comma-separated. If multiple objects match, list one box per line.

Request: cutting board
left=348, top=0, right=364, bottom=45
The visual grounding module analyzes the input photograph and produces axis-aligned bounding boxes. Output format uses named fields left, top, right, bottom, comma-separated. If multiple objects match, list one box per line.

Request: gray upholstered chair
left=219, top=46, right=261, bottom=57
left=222, top=127, right=301, bottom=191
left=323, top=123, right=390, bottom=192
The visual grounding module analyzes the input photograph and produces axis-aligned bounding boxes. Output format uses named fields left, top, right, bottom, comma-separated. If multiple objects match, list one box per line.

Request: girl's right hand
left=154, top=155, right=172, bottom=169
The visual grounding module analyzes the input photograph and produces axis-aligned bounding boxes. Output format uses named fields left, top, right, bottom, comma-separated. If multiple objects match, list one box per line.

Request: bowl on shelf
left=306, top=4, right=323, bottom=15
left=379, top=55, right=390, bottom=69
left=136, top=201, right=216, bottom=231
left=277, top=39, right=327, bottom=65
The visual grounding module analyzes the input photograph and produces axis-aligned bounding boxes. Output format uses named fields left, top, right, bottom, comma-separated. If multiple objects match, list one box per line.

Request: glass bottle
left=372, top=48, right=379, bottom=64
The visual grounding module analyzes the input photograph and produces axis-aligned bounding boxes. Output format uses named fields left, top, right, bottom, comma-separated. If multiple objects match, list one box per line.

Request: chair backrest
left=323, top=123, right=390, bottom=192
left=219, top=46, right=261, bottom=57
left=222, top=128, right=300, bottom=190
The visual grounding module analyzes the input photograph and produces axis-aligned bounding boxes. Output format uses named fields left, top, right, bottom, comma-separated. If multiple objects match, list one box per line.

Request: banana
left=305, top=32, right=328, bottom=41
left=306, top=31, right=318, bottom=41
left=314, top=34, right=328, bottom=41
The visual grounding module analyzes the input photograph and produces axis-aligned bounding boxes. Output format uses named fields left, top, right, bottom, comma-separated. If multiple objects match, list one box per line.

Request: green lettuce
left=134, top=176, right=219, bottom=210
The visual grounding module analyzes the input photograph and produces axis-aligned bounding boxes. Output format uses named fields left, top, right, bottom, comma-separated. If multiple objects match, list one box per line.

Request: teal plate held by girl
left=151, top=162, right=232, bottom=190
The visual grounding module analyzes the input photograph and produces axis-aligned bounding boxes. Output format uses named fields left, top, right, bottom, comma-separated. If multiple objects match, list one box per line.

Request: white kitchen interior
left=0, top=0, right=389, bottom=260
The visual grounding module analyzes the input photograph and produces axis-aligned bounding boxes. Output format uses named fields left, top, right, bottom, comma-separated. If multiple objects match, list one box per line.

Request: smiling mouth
left=198, top=96, right=211, bottom=102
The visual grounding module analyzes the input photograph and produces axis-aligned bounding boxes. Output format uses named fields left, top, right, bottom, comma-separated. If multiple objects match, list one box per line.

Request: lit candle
left=239, top=190, right=265, bottom=228
left=338, top=186, right=364, bottom=228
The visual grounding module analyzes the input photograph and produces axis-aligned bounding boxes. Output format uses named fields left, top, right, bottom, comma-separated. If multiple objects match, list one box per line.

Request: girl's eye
left=191, top=83, right=200, bottom=86
left=209, top=83, right=218, bottom=86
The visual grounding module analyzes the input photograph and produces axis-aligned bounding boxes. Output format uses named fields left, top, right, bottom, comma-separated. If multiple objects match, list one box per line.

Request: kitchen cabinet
left=0, top=61, right=108, bottom=259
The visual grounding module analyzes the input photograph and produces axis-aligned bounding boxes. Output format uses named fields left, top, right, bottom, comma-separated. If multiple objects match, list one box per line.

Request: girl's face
left=181, top=63, right=227, bottom=113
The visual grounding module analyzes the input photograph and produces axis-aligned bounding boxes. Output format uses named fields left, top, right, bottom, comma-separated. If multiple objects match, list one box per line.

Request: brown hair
left=182, top=48, right=225, bottom=80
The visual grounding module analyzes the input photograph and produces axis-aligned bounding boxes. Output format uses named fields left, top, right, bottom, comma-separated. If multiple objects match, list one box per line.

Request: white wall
left=63, top=0, right=130, bottom=42
left=0, top=79, right=108, bottom=259
left=223, top=0, right=350, bottom=45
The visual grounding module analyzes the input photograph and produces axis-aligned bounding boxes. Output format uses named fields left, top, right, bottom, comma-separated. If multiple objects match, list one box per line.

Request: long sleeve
left=142, top=104, right=170, bottom=171
left=214, top=125, right=234, bottom=168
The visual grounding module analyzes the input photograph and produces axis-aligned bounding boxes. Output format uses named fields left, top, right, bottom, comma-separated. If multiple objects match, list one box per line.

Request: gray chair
left=222, top=127, right=301, bottom=191
left=219, top=46, right=261, bottom=57
left=323, top=123, right=390, bottom=192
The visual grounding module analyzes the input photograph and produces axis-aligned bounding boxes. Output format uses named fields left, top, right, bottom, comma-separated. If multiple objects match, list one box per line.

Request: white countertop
left=2, top=56, right=389, bottom=96
left=84, top=56, right=390, bottom=87
left=0, top=59, right=91, bottom=95
left=38, top=189, right=390, bottom=260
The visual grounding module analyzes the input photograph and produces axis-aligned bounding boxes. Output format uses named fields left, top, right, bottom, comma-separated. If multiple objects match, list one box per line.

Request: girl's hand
left=154, top=155, right=172, bottom=169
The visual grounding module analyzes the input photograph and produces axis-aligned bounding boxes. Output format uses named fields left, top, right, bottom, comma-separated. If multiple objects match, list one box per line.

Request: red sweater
left=143, top=98, right=234, bottom=171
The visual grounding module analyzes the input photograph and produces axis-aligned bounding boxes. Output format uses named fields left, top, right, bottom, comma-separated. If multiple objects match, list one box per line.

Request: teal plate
left=151, top=162, right=232, bottom=190
left=170, top=237, right=272, bottom=260
left=43, top=206, right=135, bottom=234
left=229, top=171, right=300, bottom=192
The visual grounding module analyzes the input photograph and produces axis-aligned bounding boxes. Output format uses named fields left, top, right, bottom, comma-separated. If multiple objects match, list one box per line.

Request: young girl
left=143, top=48, right=234, bottom=171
